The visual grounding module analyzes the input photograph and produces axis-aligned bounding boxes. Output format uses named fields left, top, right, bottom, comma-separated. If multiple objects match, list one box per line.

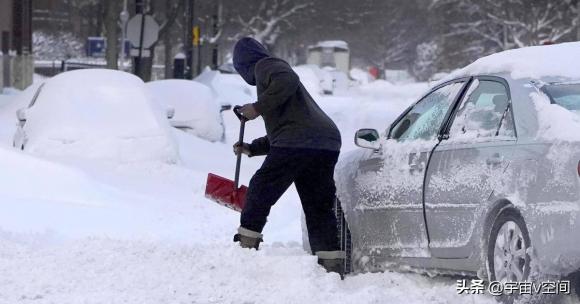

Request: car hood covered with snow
left=23, top=69, right=179, bottom=164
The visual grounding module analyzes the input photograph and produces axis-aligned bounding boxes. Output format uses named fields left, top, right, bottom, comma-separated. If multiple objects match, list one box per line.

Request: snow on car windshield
left=543, top=83, right=580, bottom=115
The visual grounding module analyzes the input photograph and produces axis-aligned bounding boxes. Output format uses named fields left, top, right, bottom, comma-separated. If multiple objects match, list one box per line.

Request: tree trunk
left=104, top=0, right=119, bottom=69
left=164, top=33, right=173, bottom=79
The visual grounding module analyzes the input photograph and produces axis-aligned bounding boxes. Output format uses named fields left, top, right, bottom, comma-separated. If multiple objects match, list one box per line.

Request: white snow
left=194, top=68, right=256, bottom=106
left=531, top=91, right=580, bottom=142
left=444, top=42, right=580, bottom=81
left=22, top=69, right=179, bottom=163
left=146, top=79, right=224, bottom=142
left=309, top=40, right=349, bottom=50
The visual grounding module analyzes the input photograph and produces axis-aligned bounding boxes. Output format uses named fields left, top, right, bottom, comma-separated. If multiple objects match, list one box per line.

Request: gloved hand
left=233, top=142, right=252, bottom=156
left=239, top=103, right=259, bottom=120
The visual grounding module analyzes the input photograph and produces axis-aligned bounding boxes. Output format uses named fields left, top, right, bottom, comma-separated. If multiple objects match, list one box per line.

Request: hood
left=233, top=37, right=270, bottom=86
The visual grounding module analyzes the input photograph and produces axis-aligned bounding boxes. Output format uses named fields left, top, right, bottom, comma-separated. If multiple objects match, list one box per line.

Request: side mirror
left=355, top=128, right=380, bottom=150
left=220, top=104, right=232, bottom=112
left=166, top=107, right=175, bottom=119
left=16, top=108, right=27, bottom=126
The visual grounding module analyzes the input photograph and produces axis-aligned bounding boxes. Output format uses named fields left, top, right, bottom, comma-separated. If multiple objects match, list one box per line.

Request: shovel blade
left=205, top=173, right=247, bottom=212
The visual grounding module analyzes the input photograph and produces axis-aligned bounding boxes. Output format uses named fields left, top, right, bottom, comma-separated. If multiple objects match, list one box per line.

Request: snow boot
left=233, top=227, right=263, bottom=250
left=316, top=251, right=346, bottom=279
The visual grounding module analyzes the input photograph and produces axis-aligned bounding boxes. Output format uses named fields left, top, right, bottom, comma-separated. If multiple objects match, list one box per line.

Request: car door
left=425, top=77, right=517, bottom=258
left=353, top=80, right=468, bottom=261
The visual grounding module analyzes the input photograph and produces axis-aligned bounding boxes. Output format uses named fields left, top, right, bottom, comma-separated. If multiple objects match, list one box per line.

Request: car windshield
left=544, top=83, right=580, bottom=114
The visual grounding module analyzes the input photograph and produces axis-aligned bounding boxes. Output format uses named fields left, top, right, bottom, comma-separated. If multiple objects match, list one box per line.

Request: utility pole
left=185, top=0, right=195, bottom=79
left=211, top=1, right=222, bottom=69
left=133, top=0, right=145, bottom=77
left=119, top=0, right=129, bottom=71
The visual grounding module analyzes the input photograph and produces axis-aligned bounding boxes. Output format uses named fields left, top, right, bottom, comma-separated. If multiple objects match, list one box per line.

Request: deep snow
left=0, top=70, right=567, bottom=304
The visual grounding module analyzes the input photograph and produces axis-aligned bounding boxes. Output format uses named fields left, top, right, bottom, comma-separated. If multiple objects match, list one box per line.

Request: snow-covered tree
left=33, top=31, right=84, bottom=60
left=413, top=41, right=441, bottom=81
left=230, top=0, right=311, bottom=48
left=433, top=0, right=578, bottom=51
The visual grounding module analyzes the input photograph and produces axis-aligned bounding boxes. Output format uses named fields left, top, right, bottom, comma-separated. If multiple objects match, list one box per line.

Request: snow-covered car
left=12, top=69, right=178, bottom=163
left=194, top=68, right=256, bottom=107
left=146, top=79, right=226, bottom=142
left=332, top=43, right=580, bottom=302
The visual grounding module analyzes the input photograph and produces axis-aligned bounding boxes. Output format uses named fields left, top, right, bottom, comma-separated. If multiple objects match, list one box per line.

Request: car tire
left=334, top=198, right=352, bottom=275
left=486, top=208, right=556, bottom=304
left=487, top=208, right=530, bottom=304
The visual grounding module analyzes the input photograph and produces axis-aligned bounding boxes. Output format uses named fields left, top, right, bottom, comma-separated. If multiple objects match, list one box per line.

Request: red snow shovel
left=204, top=106, right=248, bottom=212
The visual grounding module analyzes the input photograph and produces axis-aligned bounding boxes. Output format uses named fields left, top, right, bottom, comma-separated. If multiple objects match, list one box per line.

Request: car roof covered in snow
left=432, top=42, right=580, bottom=143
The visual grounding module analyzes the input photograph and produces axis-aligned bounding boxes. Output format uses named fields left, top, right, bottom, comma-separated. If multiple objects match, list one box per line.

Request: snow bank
left=445, top=42, right=580, bottom=81
left=24, top=69, right=179, bottom=163
left=0, top=237, right=497, bottom=304
left=350, top=68, right=373, bottom=85
left=146, top=79, right=224, bottom=142
left=294, top=64, right=325, bottom=95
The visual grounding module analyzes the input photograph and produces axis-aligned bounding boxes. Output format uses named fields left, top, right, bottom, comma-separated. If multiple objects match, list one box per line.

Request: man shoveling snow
left=231, top=37, right=345, bottom=276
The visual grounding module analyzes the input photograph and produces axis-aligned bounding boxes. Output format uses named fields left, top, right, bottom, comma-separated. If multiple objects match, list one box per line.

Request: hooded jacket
left=233, top=37, right=341, bottom=155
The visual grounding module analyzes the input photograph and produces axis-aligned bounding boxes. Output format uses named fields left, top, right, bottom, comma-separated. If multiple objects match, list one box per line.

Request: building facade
left=0, top=0, right=33, bottom=91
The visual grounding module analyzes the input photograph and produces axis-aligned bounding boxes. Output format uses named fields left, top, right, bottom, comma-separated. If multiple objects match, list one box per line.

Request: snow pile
left=0, top=236, right=498, bottom=304
left=531, top=91, right=580, bottom=142
left=294, top=64, right=327, bottom=95
left=24, top=69, right=179, bottom=163
left=350, top=68, right=373, bottom=85
left=146, top=79, right=224, bottom=142
left=445, top=42, right=580, bottom=80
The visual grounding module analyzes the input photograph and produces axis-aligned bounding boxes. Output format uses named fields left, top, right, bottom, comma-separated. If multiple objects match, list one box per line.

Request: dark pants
left=241, top=147, right=340, bottom=253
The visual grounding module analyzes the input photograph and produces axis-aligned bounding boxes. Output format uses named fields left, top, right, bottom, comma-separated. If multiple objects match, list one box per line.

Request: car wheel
left=487, top=208, right=532, bottom=304
left=334, top=198, right=352, bottom=275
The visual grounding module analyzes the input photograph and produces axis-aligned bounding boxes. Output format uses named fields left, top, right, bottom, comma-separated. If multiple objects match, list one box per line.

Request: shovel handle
left=233, top=106, right=246, bottom=189
left=233, top=105, right=248, bottom=122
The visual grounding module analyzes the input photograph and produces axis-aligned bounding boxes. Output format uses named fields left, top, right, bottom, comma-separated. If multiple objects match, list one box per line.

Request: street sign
left=126, top=14, right=160, bottom=49
left=86, top=37, right=106, bottom=57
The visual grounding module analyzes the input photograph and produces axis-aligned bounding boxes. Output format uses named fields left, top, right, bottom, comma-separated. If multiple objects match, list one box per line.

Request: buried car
left=13, top=69, right=179, bottom=163
left=146, top=79, right=228, bottom=142
left=332, top=43, right=580, bottom=302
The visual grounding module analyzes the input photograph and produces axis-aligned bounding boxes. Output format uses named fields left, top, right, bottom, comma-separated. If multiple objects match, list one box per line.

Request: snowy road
left=0, top=81, right=576, bottom=304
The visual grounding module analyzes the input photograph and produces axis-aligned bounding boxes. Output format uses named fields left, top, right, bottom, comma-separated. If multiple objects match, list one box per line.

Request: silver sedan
left=334, top=73, right=580, bottom=302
